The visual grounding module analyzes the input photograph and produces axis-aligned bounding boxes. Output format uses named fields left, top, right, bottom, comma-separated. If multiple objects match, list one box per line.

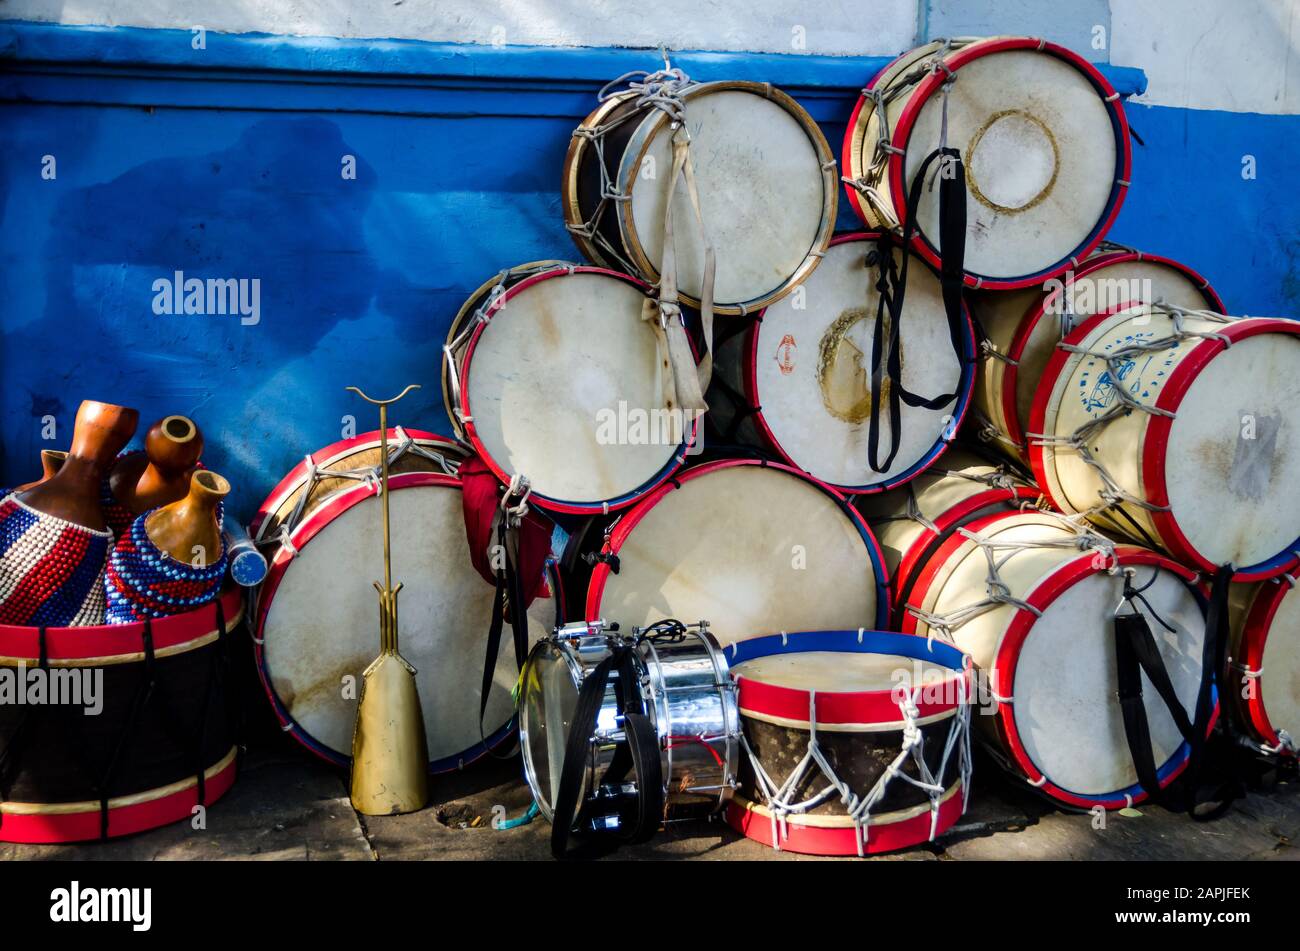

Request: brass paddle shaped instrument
left=347, top=384, right=429, bottom=816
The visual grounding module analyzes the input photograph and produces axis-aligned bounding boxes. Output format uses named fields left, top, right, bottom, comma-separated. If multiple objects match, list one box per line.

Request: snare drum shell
left=0, top=589, right=241, bottom=843
left=1227, top=579, right=1300, bottom=754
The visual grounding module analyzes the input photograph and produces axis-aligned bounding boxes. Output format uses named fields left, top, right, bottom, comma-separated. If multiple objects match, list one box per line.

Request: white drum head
left=592, top=463, right=884, bottom=647
left=1260, top=584, right=1300, bottom=740
left=628, top=87, right=830, bottom=307
left=260, top=478, right=557, bottom=768
left=753, top=238, right=969, bottom=488
left=906, top=49, right=1119, bottom=280
left=462, top=270, right=686, bottom=509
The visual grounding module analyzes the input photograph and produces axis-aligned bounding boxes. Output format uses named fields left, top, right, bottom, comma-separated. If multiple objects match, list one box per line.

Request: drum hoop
left=458, top=265, right=696, bottom=516
left=254, top=471, right=520, bottom=772
left=884, top=37, right=1132, bottom=290
left=997, top=252, right=1225, bottom=452
left=725, top=629, right=970, bottom=728
left=613, top=80, right=838, bottom=315
left=1029, top=308, right=1300, bottom=580
left=0, top=587, right=242, bottom=667
left=583, top=457, right=892, bottom=628
left=250, top=428, right=457, bottom=542
left=563, top=91, right=635, bottom=270
left=744, top=231, right=978, bottom=494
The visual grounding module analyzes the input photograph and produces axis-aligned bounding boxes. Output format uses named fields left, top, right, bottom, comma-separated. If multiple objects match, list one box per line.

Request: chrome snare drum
left=520, top=619, right=739, bottom=852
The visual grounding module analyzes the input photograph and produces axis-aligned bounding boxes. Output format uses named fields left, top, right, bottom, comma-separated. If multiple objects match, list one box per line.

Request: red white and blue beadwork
left=0, top=495, right=112, bottom=626
left=104, top=509, right=227, bottom=624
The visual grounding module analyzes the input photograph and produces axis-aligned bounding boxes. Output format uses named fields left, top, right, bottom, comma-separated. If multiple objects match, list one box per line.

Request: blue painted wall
left=0, top=21, right=1293, bottom=519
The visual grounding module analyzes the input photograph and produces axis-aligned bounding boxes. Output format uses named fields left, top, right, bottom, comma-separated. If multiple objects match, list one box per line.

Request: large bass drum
left=1228, top=578, right=1300, bottom=756
left=1029, top=304, right=1300, bottom=580
left=564, top=78, right=836, bottom=314
left=444, top=264, right=695, bottom=515
left=573, top=459, right=890, bottom=646
left=708, top=233, right=976, bottom=492
left=972, top=248, right=1223, bottom=463
left=843, top=36, right=1130, bottom=288
left=255, top=468, right=561, bottom=773
left=901, top=508, right=1211, bottom=809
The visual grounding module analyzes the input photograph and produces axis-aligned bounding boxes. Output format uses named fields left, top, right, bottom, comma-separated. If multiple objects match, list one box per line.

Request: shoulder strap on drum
left=1113, top=565, right=1242, bottom=820
left=867, top=143, right=970, bottom=474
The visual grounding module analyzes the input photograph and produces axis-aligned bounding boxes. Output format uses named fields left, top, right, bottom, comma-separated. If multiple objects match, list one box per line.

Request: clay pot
left=145, top=470, right=229, bottom=565
left=18, top=401, right=139, bottom=531
left=110, top=415, right=205, bottom=515
left=13, top=450, right=68, bottom=493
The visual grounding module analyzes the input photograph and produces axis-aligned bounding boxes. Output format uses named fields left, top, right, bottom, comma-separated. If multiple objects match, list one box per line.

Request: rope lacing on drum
left=971, top=408, right=1027, bottom=452
left=741, top=678, right=972, bottom=857
left=905, top=512, right=1118, bottom=649
left=1026, top=303, right=1241, bottom=533
left=500, top=474, right=533, bottom=528
left=980, top=338, right=1019, bottom=366
left=1264, top=730, right=1298, bottom=756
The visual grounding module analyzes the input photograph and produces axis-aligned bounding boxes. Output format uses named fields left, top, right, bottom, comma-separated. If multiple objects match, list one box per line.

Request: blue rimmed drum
left=723, top=629, right=972, bottom=856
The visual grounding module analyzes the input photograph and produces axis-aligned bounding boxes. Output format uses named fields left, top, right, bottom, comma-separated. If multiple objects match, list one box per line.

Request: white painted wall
left=0, top=0, right=918, bottom=56
left=1110, top=0, right=1300, bottom=114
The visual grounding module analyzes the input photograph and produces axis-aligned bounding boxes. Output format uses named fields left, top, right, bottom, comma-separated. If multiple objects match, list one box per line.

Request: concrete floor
left=4, top=735, right=1298, bottom=861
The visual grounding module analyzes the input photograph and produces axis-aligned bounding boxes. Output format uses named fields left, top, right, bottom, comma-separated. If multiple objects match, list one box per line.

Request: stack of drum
left=247, top=36, right=1300, bottom=858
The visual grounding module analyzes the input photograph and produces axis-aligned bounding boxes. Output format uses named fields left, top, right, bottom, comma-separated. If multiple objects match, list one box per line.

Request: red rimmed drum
left=445, top=264, right=696, bottom=515
left=1228, top=577, right=1300, bottom=756
left=973, top=248, right=1224, bottom=462
left=1028, top=304, right=1300, bottom=581
left=855, top=448, right=1040, bottom=620
left=0, top=589, right=241, bottom=843
left=564, top=78, right=837, bottom=314
left=577, top=459, right=890, bottom=646
left=901, top=508, right=1213, bottom=810
left=709, top=233, right=976, bottom=492
left=842, top=36, right=1131, bottom=289
left=723, top=629, right=971, bottom=856
left=255, top=470, right=561, bottom=773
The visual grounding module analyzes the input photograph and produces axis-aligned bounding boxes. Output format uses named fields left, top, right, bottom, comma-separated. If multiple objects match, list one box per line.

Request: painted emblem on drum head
left=775, top=333, right=797, bottom=376
left=1075, top=332, right=1176, bottom=417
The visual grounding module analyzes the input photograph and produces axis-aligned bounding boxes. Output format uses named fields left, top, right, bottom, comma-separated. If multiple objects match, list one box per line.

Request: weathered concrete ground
left=4, top=735, right=1298, bottom=861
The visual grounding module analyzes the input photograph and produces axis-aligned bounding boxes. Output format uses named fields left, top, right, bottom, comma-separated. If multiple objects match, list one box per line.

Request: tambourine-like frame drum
left=972, top=249, right=1224, bottom=463
left=1228, top=578, right=1300, bottom=756
left=843, top=36, right=1132, bottom=289
left=708, top=232, right=977, bottom=493
left=724, top=629, right=972, bottom=857
left=564, top=80, right=837, bottom=314
left=519, top=620, right=738, bottom=828
left=448, top=265, right=695, bottom=515
left=901, top=508, right=1214, bottom=810
left=0, top=590, right=241, bottom=843
left=1029, top=305, right=1300, bottom=581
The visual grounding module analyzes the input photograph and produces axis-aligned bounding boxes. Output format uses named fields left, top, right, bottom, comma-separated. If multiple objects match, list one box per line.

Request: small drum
left=0, top=590, right=240, bottom=843
left=724, top=630, right=972, bottom=856
left=708, top=233, right=976, bottom=492
left=973, top=248, right=1223, bottom=462
left=564, top=76, right=836, bottom=313
left=1029, top=304, right=1300, bottom=580
left=901, top=508, right=1211, bottom=809
left=843, top=37, right=1130, bottom=288
left=443, top=264, right=694, bottom=515
left=855, top=448, right=1040, bottom=618
left=519, top=619, right=738, bottom=839
left=576, top=459, right=890, bottom=646
left=255, top=469, right=561, bottom=773
left=1228, top=578, right=1300, bottom=756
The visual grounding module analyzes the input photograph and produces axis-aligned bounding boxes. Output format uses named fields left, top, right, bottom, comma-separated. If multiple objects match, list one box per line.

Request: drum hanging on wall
left=725, top=629, right=971, bottom=856
left=708, top=233, right=976, bottom=492
left=0, top=590, right=241, bottom=843
left=576, top=459, right=890, bottom=646
left=855, top=448, right=1040, bottom=619
left=1227, top=578, right=1300, bottom=756
left=972, top=248, right=1224, bottom=462
left=901, top=509, right=1211, bottom=809
left=255, top=467, right=561, bottom=774
left=444, top=265, right=695, bottom=515
left=564, top=79, right=837, bottom=313
left=842, top=36, right=1131, bottom=288
left=1029, top=304, right=1300, bottom=581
